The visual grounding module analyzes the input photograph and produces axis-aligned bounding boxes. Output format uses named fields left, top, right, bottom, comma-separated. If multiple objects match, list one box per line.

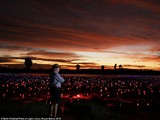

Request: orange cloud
left=0, top=0, right=160, bottom=70
left=123, top=64, right=146, bottom=69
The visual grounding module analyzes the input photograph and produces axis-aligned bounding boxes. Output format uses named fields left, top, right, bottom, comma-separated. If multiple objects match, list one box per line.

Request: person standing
left=49, top=64, right=65, bottom=117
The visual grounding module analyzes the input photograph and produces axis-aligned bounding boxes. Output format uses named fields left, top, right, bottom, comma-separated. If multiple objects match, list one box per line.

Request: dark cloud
left=71, top=62, right=98, bottom=66
left=21, top=50, right=81, bottom=58
left=123, top=64, right=146, bottom=68
left=0, top=56, right=82, bottom=64
left=0, top=0, right=160, bottom=70
left=0, top=0, right=159, bottom=51
left=111, top=0, right=160, bottom=13
left=0, top=63, right=51, bottom=69
left=0, top=44, right=83, bottom=59
left=0, top=57, right=15, bottom=63
left=0, top=44, right=36, bottom=51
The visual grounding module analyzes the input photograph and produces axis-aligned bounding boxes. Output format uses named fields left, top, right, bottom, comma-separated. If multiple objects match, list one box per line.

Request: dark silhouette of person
left=49, top=64, right=65, bottom=117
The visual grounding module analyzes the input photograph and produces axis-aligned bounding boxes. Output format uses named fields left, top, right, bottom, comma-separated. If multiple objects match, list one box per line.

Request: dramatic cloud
left=0, top=0, right=159, bottom=70
left=0, top=56, right=81, bottom=64
left=21, top=50, right=81, bottom=59
left=111, top=0, right=160, bottom=13
left=0, top=57, right=15, bottom=63
left=123, top=64, right=146, bottom=68
left=140, top=56, right=160, bottom=63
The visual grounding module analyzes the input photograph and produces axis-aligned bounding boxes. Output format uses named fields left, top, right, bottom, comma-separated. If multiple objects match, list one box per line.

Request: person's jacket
left=50, top=71, right=65, bottom=88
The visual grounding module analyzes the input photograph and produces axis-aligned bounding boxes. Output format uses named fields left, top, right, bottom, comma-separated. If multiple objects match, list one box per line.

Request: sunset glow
left=0, top=0, right=159, bottom=70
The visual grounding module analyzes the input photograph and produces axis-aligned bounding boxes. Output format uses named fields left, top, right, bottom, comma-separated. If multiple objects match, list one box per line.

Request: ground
left=0, top=99, right=160, bottom=120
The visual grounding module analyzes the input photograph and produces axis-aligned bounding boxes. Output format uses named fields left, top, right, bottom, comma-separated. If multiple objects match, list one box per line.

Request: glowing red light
left=143, top=91, right=146, bottom=95
left=100, top=89, right=102, bottom=92
left=22, top=94, right=25, bottom=98
left=77, top=94, right=80, bottom=98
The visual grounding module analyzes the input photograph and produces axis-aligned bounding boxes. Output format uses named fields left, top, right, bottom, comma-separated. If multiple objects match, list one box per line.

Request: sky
left=0, top=0, right=160, bottom=70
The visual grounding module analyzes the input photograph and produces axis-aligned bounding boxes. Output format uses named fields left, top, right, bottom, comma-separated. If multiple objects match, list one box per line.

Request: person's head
left=52, top=64, right=60, bottom=72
